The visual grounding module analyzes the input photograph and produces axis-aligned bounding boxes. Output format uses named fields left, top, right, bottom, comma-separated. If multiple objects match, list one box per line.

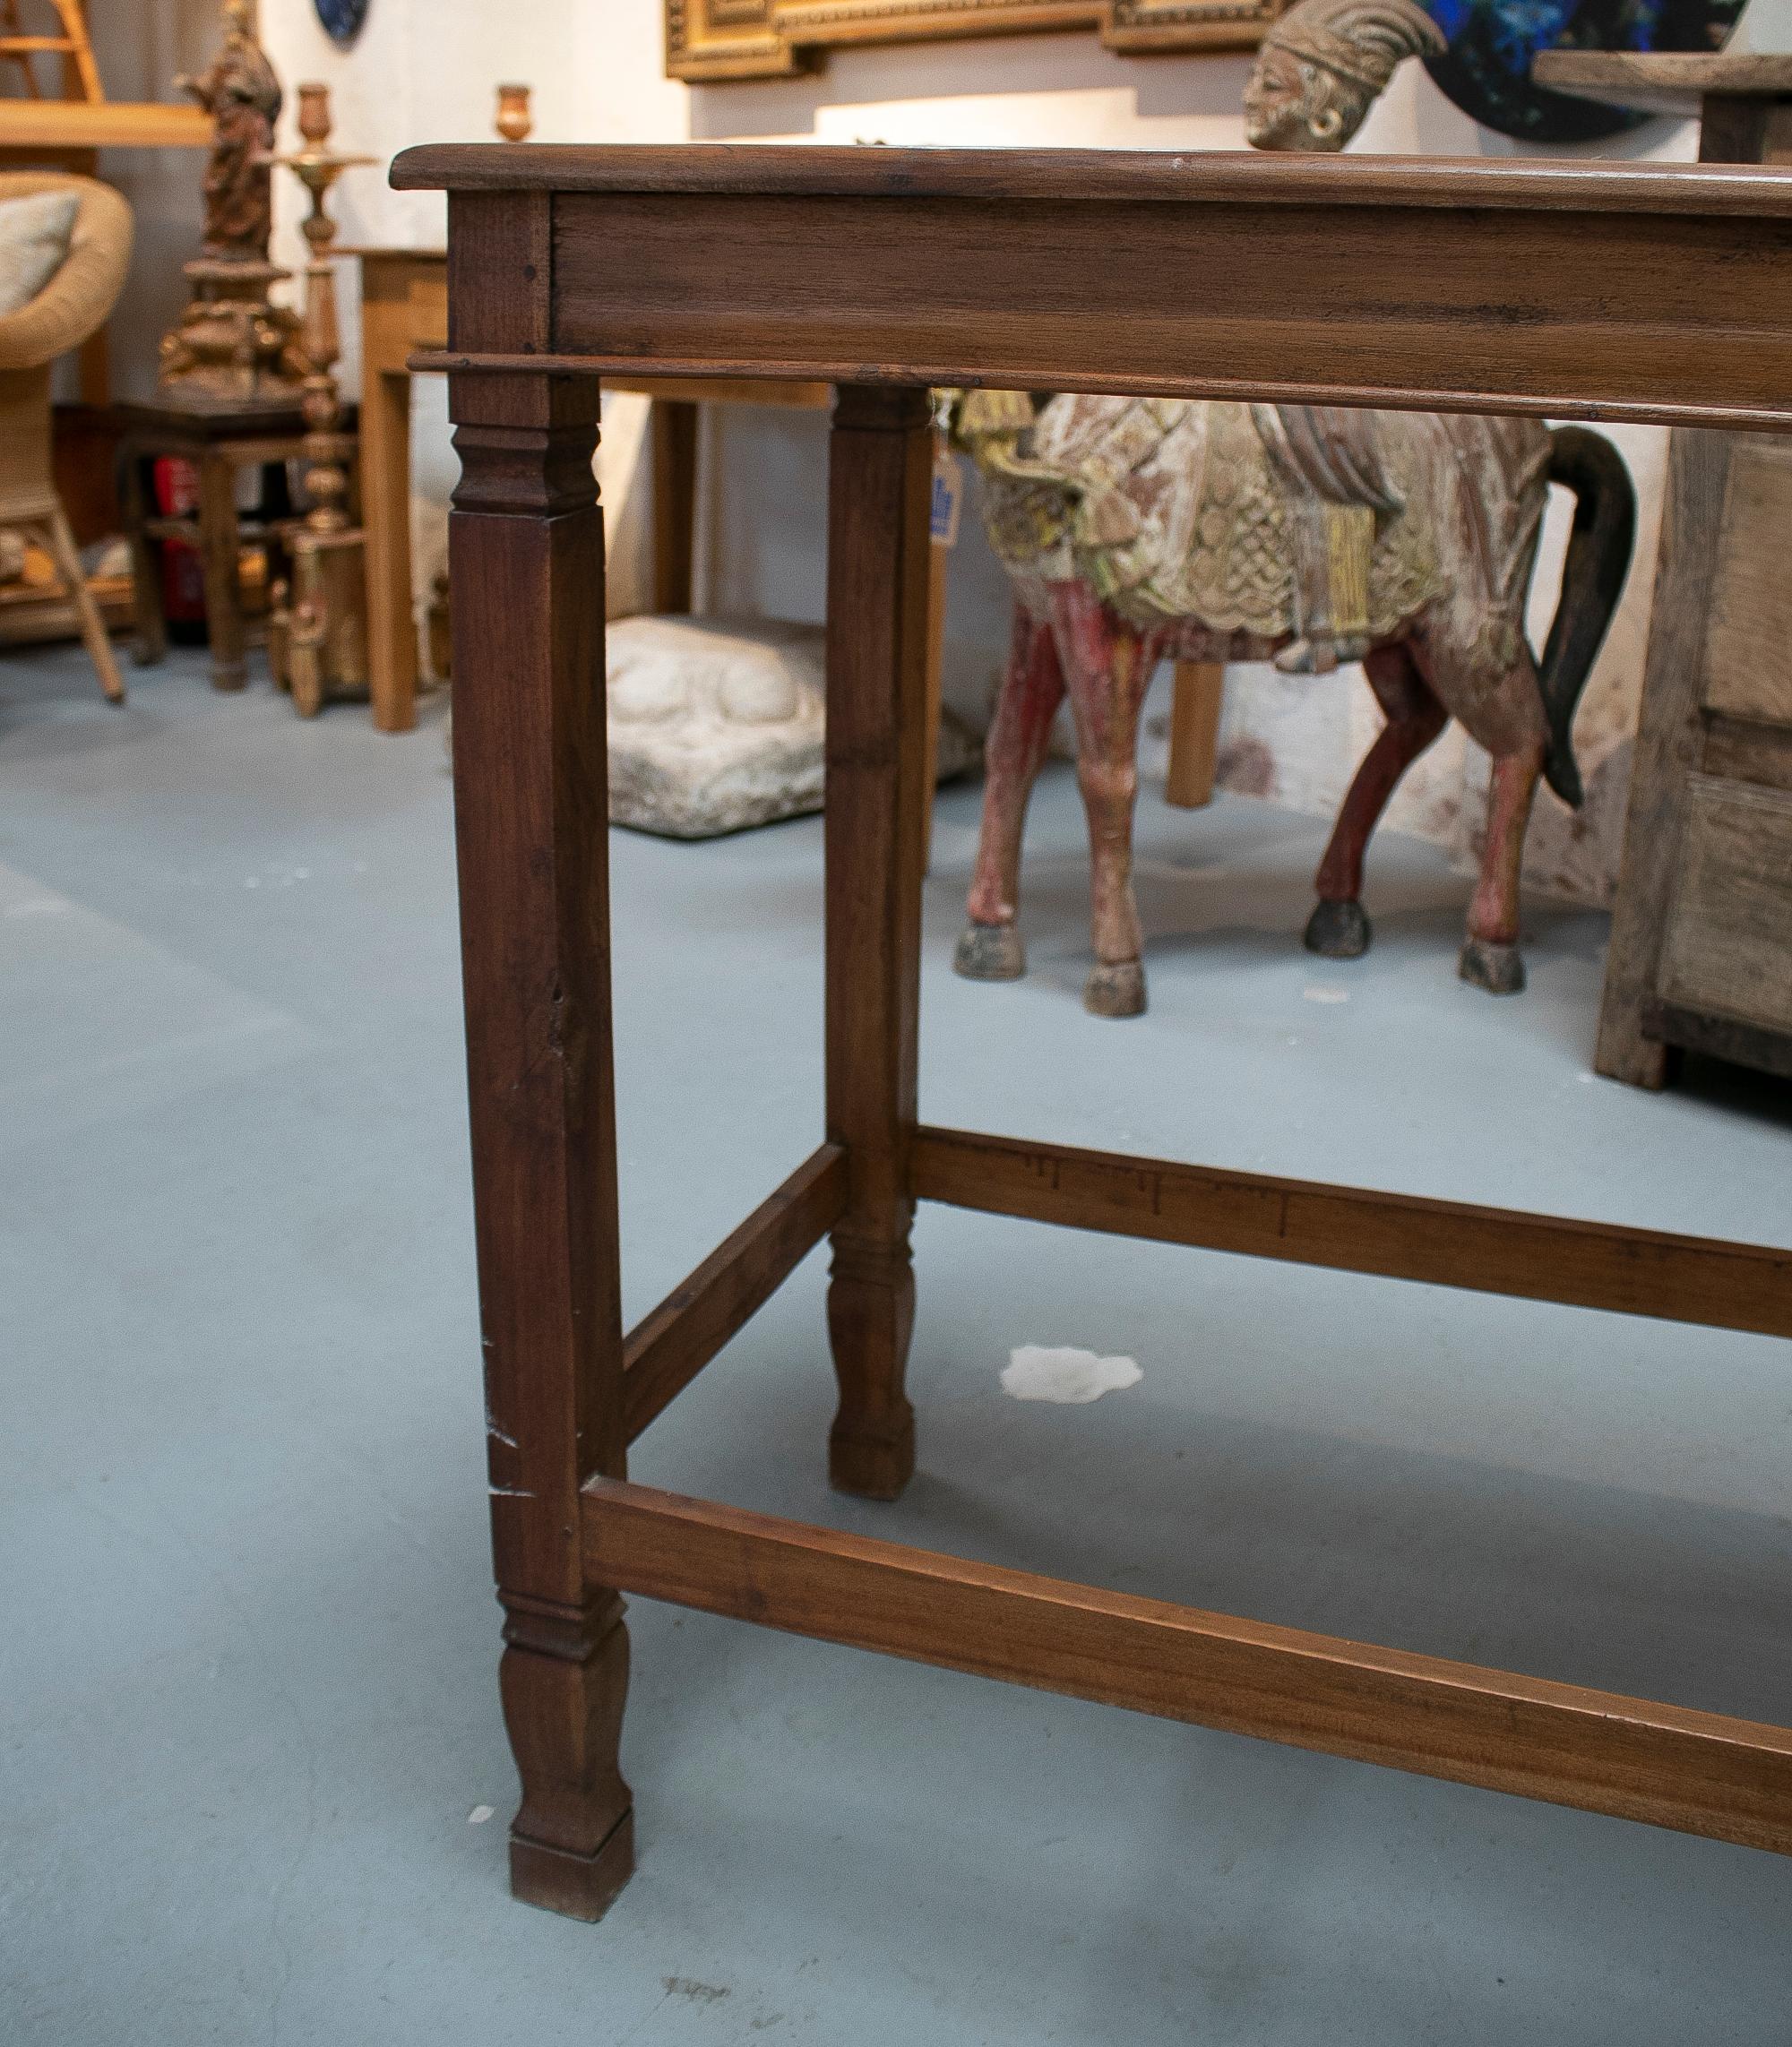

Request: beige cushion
left=0, top=190, right=79, bottom=320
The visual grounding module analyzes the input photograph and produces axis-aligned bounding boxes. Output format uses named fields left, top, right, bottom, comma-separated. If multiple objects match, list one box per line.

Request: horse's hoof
left=1305, top=898, right=1371, bottom=960
left=1084, top=960, right=1147, bottom=1018
left=1459, top=937, right=1526, bottom=996
left=954, top=922, right=1026, bottom=982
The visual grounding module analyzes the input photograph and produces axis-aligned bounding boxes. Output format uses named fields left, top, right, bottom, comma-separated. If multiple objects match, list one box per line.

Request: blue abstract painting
left=314, top=0, right=368, bottom=47
left=1423, top=0, right=1744, bottom=141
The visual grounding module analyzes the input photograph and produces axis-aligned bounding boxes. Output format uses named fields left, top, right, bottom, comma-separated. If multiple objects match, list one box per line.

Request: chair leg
left=43, top=505, right=124, bottom=704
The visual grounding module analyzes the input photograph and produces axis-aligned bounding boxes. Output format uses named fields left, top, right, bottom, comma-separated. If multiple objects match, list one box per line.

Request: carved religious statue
left=177, top=0, right=282, bottom=263
left=159, top=0, right=307, bottom=408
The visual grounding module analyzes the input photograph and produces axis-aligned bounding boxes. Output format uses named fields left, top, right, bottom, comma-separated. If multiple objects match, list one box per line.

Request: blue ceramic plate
left=1424, top=0, right=1745, bottom=142
left=314, top=0, right=368, bottom=47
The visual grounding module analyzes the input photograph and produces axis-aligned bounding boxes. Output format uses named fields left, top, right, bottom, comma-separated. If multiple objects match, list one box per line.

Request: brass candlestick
left=264, top=81, right=375, bottom=714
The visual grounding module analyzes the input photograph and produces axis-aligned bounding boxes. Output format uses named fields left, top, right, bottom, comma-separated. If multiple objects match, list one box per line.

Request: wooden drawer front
left=1703, top=437, right=1792, bottom=729
left=1658, top=776, right=1792, bottom=1035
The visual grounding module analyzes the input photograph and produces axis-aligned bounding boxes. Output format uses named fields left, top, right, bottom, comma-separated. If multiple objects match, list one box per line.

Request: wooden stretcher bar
left=909, top=1124, right=1792, bottom=1337
left=583, top=1476, right=1792, bottom=1855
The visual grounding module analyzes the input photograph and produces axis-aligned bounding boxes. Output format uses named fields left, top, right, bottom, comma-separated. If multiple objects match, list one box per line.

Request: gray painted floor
left=4, top=645, right=1789, bottom=2047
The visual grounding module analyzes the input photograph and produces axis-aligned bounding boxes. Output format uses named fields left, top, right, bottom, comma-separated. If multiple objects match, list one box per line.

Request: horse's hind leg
left=957, top=605, right=1065, bottom=982
left=1305, top=640, right=1447, bottom=960
left=1050, top=581, right=1158, bottom=1018
left=1460, top=736, right=1546, bottom=995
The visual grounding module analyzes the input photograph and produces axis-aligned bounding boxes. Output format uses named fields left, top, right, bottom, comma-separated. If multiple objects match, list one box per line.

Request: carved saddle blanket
left=958, top=390, right=1448, bottom=646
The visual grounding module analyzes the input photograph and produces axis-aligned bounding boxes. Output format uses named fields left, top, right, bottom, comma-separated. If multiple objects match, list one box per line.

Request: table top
left=394, top=140, right=1792, bottom=217
left=394, top=143, right=1792, bottom=435
left=1534, top=50, right=1792, bottom=118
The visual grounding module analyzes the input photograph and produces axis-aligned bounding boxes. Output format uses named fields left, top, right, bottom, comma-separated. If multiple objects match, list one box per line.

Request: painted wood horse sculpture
left=951, top=391, right=1633, bottom=1015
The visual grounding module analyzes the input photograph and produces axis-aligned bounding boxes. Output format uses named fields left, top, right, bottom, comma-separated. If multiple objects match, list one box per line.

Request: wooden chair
left=0, top=169, right=131, bottom=701
left=0, top=1, right=101, bottom=104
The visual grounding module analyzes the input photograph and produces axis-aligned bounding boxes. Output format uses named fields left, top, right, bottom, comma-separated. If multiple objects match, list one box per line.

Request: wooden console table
left=392, top=141, right=1792, bottom=1922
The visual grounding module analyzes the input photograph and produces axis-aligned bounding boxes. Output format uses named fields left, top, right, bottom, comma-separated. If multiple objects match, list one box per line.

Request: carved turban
left=1264, top=0, right=1445, bottom=95
left=1245, top=0, right=1446, bottom=151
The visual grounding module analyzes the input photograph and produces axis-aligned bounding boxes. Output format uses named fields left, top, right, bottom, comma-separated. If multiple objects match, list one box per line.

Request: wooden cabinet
left=1598, top=431, right=1792, bottom=1085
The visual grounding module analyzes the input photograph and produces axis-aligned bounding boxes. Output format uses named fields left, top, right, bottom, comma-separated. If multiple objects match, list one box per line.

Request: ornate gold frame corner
left=666, top=0, right=1281, bottom=83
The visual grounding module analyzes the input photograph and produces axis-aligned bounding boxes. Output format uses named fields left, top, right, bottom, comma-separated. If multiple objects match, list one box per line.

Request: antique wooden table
left=392, top=141, right=1792, bottom=1922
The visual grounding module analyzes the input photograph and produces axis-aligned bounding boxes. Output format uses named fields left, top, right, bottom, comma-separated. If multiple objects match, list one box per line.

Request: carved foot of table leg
left=500, top=1592, right=635, bottom=1922
left=828, top=1231, right=917, bottom=1501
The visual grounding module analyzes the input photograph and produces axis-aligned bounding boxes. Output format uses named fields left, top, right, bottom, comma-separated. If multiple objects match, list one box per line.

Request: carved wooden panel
left=1702, top=435, right=1792, bottom=729
left=1658, top=776, right=1792, bottom=1036
left=665, top=0, right=1280, bottom=81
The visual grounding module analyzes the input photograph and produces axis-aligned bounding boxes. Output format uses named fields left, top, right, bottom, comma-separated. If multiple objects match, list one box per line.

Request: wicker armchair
left=0, top=171, right=132, bottom=701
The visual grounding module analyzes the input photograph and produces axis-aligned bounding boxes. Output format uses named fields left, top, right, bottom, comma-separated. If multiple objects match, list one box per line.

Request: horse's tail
left=1537, top=426, right=1636, bottom=808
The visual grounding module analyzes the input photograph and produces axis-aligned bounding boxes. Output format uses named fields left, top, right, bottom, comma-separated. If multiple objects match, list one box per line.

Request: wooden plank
left=395, top=144, right=1792, bottom=215
left=1703, top=713, right=1792, bottom=794
left=1658, top=777, right=1792, bottom=1037
left=1596, top=431, right=1735, bottom=1088
left=1702, top=436, right=1792, bottom=728
left=0, top=99, right=210, bottom=149
left=623, top=1144, right=849, bottom=1441
left=909, top=1124, right=1792, bottom=1338
left=583, top=1477, right=1792, bottom=1856
left=1535, top=49, right=1792, bottom=119
left=394, top=151, right=1792, bottom=428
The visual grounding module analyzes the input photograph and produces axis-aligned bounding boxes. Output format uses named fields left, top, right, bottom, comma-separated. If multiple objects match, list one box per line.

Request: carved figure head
left=1244, top=0, right=1445, bottom=152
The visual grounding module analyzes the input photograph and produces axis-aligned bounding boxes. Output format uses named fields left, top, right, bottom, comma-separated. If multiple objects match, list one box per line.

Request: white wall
left=244, top=0, right=1684, bottom=899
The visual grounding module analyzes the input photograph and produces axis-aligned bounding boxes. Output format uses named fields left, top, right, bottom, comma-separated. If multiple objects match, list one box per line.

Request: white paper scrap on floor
left=1001, top=1345, right=1143, bottom=1405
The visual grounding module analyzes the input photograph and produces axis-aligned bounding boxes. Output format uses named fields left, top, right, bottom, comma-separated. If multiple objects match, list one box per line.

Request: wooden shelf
left=1534, top=50, right=1792, bottom=119
left=0, top=99, right=210, bottom=150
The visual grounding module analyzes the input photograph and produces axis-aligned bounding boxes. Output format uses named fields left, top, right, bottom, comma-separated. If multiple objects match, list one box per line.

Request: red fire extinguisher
left=153, top=456, right=209, bottom=643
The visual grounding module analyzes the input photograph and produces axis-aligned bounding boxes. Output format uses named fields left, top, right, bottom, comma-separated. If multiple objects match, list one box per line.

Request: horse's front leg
left=957, top=602, right=1065, bottom=982
left=1049, top=581, right=1159, bottom=1018
left=1460, top=736, right=1546, bottom=995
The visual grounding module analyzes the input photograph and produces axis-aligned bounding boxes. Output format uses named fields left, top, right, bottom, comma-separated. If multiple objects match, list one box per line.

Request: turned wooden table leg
left=824, top=384, right=934, bottom=1501
left=448, top=364, right=634, bottom=1921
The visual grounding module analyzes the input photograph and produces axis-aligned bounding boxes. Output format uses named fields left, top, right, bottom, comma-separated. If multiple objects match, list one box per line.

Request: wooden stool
left=394, top=142, right=1792, bottom=1924
left=116, top=397, right=306, bottom=693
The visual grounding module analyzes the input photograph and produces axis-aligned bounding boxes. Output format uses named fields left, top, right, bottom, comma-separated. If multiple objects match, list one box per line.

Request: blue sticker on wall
left=1423, top=0, right=1745, bottom=142
left=314, top=0, right=368, bottom=47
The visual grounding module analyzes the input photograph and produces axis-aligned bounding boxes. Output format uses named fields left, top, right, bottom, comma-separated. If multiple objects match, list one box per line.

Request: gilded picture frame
left=666, top=0, right=1281, bottom=82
